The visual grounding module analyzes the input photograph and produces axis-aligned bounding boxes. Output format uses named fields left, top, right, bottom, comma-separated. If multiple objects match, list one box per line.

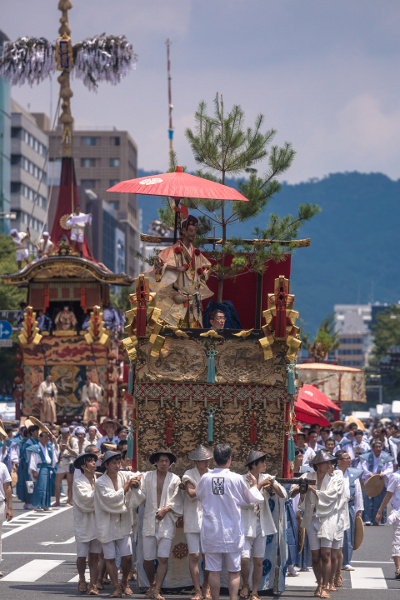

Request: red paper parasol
left=107, top=165, right=249, bottom=242
left=298, top=384, right=339, bottom=412
left=294, top=398, right=331, bottom=427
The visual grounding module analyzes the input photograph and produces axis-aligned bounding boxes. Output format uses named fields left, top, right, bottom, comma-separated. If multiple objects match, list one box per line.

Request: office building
left=334, top=304, right=372, bottom=367
left=0, top=31, right=11, bottom=234
left=10, top=100, right=49, bottom=247
left=48, top=126, right=140, bottom=277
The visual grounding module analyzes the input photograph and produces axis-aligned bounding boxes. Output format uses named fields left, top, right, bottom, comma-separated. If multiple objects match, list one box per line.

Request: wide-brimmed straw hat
left=245, top=450, right=268, bottom=468
left=74, top=451, right=98, bottom=470
left=353, top=514, right=364, bottom=550
left=28, top=416, right=52, bottom=436
left=188, top=445, right=212, bottom=461
left=149, top=449, right=176, bottom=465
left=98, top=419, right=120, bottom=436
left=310, top=449, right=336, bottom=466
left=101, top=450, right=122, bottom=466
left=364, top=473, right=385, bottom=498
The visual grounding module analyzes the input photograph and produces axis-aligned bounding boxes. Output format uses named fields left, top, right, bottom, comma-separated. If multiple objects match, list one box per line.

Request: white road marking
left=352, top=560, right=392, bottom=564
left=69, top=569, right=90, bottom=583
left=40, top=536, right=75, bottom=546
left=2, top=506, right=71, bottom=539
left=1, top=559, right=65, bottom=582
left=3, top=552, right=75, bottom=555
left=350, top=567, right=388, bottom=589
left=286, top=570, right=317, bottom=587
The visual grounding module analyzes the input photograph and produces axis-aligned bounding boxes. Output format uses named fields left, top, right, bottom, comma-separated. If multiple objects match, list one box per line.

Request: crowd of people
left=1, top=415, right=400, bottom=599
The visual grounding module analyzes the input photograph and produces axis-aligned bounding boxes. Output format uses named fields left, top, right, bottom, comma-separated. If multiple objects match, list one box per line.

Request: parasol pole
left=166, top=39, right=174, bottom=162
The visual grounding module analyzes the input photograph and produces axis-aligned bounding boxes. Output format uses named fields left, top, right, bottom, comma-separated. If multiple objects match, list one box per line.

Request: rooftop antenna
left=166, top=39, right=174, bottom=167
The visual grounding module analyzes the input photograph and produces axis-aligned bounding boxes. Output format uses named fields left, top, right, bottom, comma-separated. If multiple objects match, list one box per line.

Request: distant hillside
left=137, top=170, right=400, bottom=335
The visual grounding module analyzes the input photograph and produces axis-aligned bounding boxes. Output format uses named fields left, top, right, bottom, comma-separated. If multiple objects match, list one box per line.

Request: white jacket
left=129, top=470, right=183, bottom=539
left=94, top=471, right=134, bottom=543
left=241, top=472, right=287, bottom=538
left=73, top=474, right=98, bottom=543
left=182, top=466, right=210, bottom=534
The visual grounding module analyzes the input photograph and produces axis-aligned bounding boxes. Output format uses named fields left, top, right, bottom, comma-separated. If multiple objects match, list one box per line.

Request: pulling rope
left=90, top=344, right=104, bottom=396
left=39, top=342, right=51, bottom=377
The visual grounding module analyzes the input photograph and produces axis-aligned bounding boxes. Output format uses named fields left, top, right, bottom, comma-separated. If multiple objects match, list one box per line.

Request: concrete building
left=10, top=100, right=49, bottom=249
left=48, top=126, right=140, bottom=277
left=334, top=304, right=372, bottom=367
left=0, top=31, right=11, bottom=234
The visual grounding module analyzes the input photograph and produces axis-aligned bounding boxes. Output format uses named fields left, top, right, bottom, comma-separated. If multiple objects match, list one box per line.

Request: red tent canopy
left=298, top=384, right=338, bottom=412
left=295, top=398, right=331, bottom=427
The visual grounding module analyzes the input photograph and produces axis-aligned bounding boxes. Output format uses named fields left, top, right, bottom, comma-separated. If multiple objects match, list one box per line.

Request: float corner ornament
left=122, top=274, right=166, bottom=363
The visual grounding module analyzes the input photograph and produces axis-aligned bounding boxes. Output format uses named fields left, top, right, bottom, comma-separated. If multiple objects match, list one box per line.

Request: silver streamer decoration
left=0, top=37, right=55, bottom=86
left=73, top=34, right=136, bottom=91
left=0, top=34, right=136, bottom=90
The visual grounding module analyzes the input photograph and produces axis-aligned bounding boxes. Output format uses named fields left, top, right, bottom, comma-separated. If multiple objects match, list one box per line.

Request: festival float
left=1, top=1, right=312, bottom=593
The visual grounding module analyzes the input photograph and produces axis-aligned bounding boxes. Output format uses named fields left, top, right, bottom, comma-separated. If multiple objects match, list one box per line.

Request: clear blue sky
left=2, top=0, right=400, bottom=184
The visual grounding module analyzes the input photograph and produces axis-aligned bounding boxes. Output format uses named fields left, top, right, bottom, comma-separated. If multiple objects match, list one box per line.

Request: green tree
left=0, top=234, right=27, bottom=310
left=160, top=94, right=320, bottom=301
left=301, top=313, right=340, bottom=362
left=371, top=305, right=400, bottom=399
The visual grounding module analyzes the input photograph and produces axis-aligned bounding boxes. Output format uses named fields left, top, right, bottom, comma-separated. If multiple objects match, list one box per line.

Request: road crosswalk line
left=1, top=559, right=65, bottom=582
left=350, top=567, right=388, bottom=589
left=69, top=569, right=90, bottom=583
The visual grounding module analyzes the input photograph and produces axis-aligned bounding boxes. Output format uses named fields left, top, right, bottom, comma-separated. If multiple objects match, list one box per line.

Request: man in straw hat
left=360, top=439, right=394, bottom=525
left=376, top=450, right=400, bottom=579
left=0, top=436, right=13, bottom=578
left=73, top=451, right=102, bottom=595
left=181, top=445, right=213, bottom=600
left=296, top=449, right=345, bottom=599
left=334, top=449, right=363, bottom=578
left=194, top=444, right=264, bottom=600
left=28, top=424, right=58, bottom=512
left=130, top=449, right=182, bottom=600
left=94, top=450, right=141, bottom=597
left=36, top=373, right=58, bottom=426
left=239, top=450, right=286, bottom=600
left=97, top=420, right=120, bottom=450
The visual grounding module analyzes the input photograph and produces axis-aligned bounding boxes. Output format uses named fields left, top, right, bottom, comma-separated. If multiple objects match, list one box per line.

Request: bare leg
left=320, top=548, right=332, bottom=592
left=120, top=555, right=133, bottom=594
left=144, top=559, right=156, bottom=590
left=330, top=549, right=339, bottom=587
left=189, top=553, right=201, bottom=592
left=311, top=549, right=322, bottom=593
left=66, top=472, right=73, bottom=504
left=53, top=473, right=63, bottom=505
left=88, top=552, right=99, bottom=586
left=202, top=555, right=210, bottom=597
left=394, top=556, right=400, bottom=569
left=17, top=260, right=22, bottom=270
left=228, top=571, right=241, bottom=600
left=209, top=571, right=221, bottom=600
left=252, top=557, right=263, bottom=594
left=240, top=557, right=250, bottom=596
left=77, top=556, right=87, bottom=580
left=155, top=556, right=168, bottom=592
left=105, top=558, right=119, bottom=593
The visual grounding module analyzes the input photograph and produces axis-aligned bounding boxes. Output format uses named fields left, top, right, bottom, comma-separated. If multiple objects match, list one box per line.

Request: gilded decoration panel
left=136, top=384, right=287, bottom=477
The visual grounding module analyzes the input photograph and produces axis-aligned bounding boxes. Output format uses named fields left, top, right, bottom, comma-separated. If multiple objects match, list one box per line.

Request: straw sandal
left=320, top=587, right=330, bottom=599
left=78, top=578, right=88, bottom=593
left=191, top=590, right=203, bottom=600
left=88, top=584, right=99, bottom=596
left=153, top=589, right=165, bottom=600
left=121, top=580, right=134, bottom=596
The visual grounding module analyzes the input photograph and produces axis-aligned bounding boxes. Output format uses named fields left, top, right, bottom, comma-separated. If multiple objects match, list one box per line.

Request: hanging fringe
left=128, top=361, right=133, bottom=394
left=0, top=37, right=55, bottom=86
left=127, top=429, right=134, bottom=460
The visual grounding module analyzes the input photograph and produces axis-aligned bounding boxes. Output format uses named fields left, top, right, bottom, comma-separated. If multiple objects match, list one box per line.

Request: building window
left=81, top=158, right=96, bottom=168
left=81, top=179, right=96, bottom=189
left=109, top=158, right=120, bottom=167
left=109, top=179, right=119, bottom=188
left=110, top=201, right=119, bottom=211
left=112, top=136, right=120, bottom=146
left=82, top=136, right=98, bottom=146
left=339, top=337, right=364, bottom=344
left=11, top=182, right=21, bottom=193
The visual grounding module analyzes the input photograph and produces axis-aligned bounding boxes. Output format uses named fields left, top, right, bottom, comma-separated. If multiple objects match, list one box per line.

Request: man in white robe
left=73, top=451, right=102, bottom=595
left=129, top=449, right=183, bottom=600
left=195, top=444, right=264, bottom=600
left=36, top=374, right=58, bottom=425
left=94, top=450, right=140, bottom=597
left=182, top=445, right=212, bottom=600
left=298, top=450, right=345, bottom=598
left=66, top=205, right=92, bottom=255
left=240, top=450, right=286, bottom=600
left=81, top=376, right=103, bottom=424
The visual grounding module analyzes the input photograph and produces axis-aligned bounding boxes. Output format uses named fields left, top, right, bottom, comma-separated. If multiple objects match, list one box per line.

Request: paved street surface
left=1, top=498, right=400, bottom=599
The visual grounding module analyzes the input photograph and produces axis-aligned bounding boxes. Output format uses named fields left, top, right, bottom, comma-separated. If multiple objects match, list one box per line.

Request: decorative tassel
left=127, top=430, right=134, bottom=460
left=287, top=433, right=295, bottom=462
left=128, top=362, right=133, bottom=394
left=249, top=413, right=257, bottom=444
left=206, top=347, right=218, bottom=383
left=207, top=406, right=216, bottom=443
left=166, top=411, right=173, bottom=446
left=287, top=363, right=295, bottom=395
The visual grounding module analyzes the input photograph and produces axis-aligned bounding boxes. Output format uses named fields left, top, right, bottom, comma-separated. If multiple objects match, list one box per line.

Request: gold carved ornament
left=122, top=275, right=166, bottom=363
left=259, top=275, right=302, bottom=363
left=84, top=306, right=110, bottom=346
left=18, top=306, right=42, bottom=347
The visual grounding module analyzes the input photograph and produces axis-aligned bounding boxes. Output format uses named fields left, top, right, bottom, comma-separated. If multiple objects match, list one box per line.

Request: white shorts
left=308, top=515, right=335, bottom=551
left=205, top=551, right=241, bottom=573
left=143, top=536, right=172, bottom=561
left=16, top=249, right=28, bottom=261
left=242, top=531, right=267, bottom=559
left=186, top=532, right=201, bottom=555
left=102, top=535, right=132, bottom=560
left=392, top=517, right=400, bottom=556
left=77, top=539, right=102, bottom=557
left=56, top=464, right=72, bottom=475
left=71, top=231, right=84, bottom=243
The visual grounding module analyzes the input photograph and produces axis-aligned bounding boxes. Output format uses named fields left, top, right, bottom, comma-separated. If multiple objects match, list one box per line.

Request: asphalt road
left=1, top=498, right=399, bottom=599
